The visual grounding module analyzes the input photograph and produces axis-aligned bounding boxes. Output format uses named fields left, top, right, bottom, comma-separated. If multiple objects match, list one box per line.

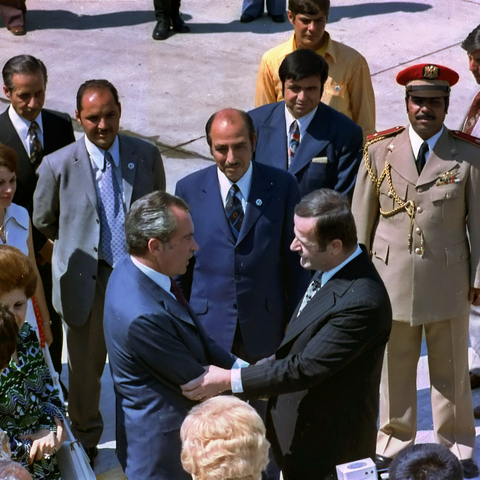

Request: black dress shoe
left=86, top=447, right=98, bottom=469
left=152, top=19, right=170, bottom=40
left=171, top=14, right=190, bottom=33
left=375, top=454, right=393, bottom=471
left=240, top=13, right=255, bottom=23
left=462, top=459, right=480, bottom=478
left=470, top=371, right=480, bottom=389
left=271, top=14, right=285, bottom=23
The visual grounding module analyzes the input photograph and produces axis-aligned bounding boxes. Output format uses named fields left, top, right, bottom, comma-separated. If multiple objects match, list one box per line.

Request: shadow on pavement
left=0, top=2, right=431, bottom=33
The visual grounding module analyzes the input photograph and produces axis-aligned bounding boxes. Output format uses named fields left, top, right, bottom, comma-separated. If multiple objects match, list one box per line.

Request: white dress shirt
left=217, top=162, right=253, bottom=211
left=130, top=256, right=176, bottom=299
left=409, top=125, right=444, bottom=163
left=8, top=106, right=44, bottom=155
left=285, top=106, right=318, bottom=145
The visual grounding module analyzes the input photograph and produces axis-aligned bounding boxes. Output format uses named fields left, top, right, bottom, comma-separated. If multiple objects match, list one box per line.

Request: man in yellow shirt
left=255, top=0, right=375, bottom=139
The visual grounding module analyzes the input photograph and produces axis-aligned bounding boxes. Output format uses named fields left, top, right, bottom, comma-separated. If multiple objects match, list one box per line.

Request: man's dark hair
left=389, top=444, right=463, bottom=480
left=125, top=191, right=190, bottom=256
left=205, top=109, right=256, bottom=148
left=76, top=79, right=120, bottom=113
left=461, top=24, right=480, bottom=53
left=294, top=189, right=357, bottom=251
left=2, top=55, right=48, bottom=91
left=279, top=49, right=329, bottom=89
left=288, top=0, right=330, bottom=17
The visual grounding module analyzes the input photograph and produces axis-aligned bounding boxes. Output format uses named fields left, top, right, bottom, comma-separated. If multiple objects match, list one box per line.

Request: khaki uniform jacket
left=352, top=127, right=480, bottom=325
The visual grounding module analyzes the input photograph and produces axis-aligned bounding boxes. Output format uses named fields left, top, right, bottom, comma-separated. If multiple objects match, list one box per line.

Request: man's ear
left=287, top=10, right=295, bottom=26
left=147, top=238, right=163, bottom=255
left=329, top=239, right=344, bottom=256
left=3, top=85, right=11, bottom=100
left=75, top=109, right=82, bottom=126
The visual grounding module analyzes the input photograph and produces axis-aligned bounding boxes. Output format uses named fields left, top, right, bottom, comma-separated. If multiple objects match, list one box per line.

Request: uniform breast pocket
left=430, top=184, right=462, bottom=221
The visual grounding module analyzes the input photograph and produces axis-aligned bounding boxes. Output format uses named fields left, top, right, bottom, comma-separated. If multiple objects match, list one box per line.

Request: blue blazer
left=175, top=162, right=310, bottom=362
left=104, top=256, right=236, bottom=479
left=249, top=101, right=363, bottom=199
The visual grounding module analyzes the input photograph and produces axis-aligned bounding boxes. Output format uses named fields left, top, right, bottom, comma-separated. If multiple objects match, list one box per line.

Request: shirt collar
left=291, top=31, right=333, bottom=62
left=285, top=105, right=318, bottom=139
left=408, top=125, right=444, bottom=160
left=320, top=244, right=362, bottom=287
left=84, top=135, right=120, bottom=170
left=8, top=106, right=43, bottom=140
left=4, top=204, right=29, bottom=231
left=130, top=256, right=176, bottom=299
left=217, top=161, right=253, bottom=204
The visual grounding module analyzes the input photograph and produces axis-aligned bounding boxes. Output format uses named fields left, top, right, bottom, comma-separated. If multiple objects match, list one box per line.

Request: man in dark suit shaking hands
left=104, top=191, right=238, bottom=479
left=182, top=189, right=392, bottom=479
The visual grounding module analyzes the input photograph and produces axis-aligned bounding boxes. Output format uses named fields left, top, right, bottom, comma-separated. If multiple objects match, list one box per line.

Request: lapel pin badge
left=128, top=162, right=135, bottom=170
left=256, top=199, right=262, bottom=206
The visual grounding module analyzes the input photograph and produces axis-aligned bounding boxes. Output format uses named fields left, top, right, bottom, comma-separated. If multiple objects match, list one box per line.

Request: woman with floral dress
left=0, top=245, right=66, bottom=479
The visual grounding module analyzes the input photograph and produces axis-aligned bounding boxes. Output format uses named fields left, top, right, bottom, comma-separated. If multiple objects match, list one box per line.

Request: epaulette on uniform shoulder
left=366, top=126, right=405, bottom=143
left=450, top=130, right=480, bottom=148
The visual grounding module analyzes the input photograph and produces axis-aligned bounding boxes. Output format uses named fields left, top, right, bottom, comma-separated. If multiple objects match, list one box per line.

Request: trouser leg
left=65, top=263, right=110, bottom=449
left=425, top=315, right=475, bottom=459
left=266, top=0, right=285, bottom=16
left=242, top=0, right=264, bottom=18
left=153, top=0, right=181, bottom=20
left=377, top=320, right=423, bottom=458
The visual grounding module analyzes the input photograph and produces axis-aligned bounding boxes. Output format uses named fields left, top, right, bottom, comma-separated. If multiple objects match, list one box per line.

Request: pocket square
left=312, top=156, right=328, bottom=163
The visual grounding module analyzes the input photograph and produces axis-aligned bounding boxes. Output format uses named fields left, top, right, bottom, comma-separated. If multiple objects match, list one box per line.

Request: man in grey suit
left=33, top=79, right=166, bottom=464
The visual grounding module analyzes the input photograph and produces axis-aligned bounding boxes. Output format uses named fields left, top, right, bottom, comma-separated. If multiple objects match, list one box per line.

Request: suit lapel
left=201, top=167, right=236, bottom=244
left=260, top=104, right=288, bottom=170
left=385, top=129, right=419, bottom=185
left=236, top=163, right=273, bottom=244
left=72, top=138, right=99, bottom=211
left=126, top=257, right=196, bottom=327
left=418, top=128, right=459, bottom=186
left=289, top=104, right=329, bottom=175
left=118, top=135, right=137, bottom=208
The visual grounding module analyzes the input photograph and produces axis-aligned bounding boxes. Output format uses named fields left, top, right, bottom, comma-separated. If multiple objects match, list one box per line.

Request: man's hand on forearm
left=180, top=366, right=231, bottom=401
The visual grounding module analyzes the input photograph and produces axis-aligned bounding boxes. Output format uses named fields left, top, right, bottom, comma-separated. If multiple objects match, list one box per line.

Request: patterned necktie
left=225, top=184, right=244, bottom=238
left=98, top=152, right=126, bottom=267
left=28, top=121, right=43, bottom=170
left=297, top=271, right=323, bottom=316
left=170, top=278, right=188, bottom=311
left=416, top=141, right=429, bottom=174
left=462, top=91, right=480, bottom=135
left=288, top=120, right=300, bottom=168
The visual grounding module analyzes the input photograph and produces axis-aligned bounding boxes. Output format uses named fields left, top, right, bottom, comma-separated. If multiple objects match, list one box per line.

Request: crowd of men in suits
left=2, top=0, right=480, bottom=478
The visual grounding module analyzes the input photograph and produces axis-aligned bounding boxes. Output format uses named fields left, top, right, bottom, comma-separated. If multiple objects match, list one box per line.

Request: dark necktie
left=28, top=121, right=43, bottom=170
left=288, top=120, right=300, bottom=168
left=462, top=91, right=480, bottom=135
left=98, top=151, right=126, bottom=267
left=416, top=141, right=429, bottom=174
left=170, top=278, right=188, bottom=311
left=225, top=184, right=244, bottom=238
left=297, top=271, right=323, bottom=316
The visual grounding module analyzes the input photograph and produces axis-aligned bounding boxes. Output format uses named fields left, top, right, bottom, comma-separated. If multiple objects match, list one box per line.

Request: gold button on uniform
left=415, top=247, right=422, bottom=255
left=415, top=227, right=422, bottom=234
left=417, top=207, right=423, bottom=213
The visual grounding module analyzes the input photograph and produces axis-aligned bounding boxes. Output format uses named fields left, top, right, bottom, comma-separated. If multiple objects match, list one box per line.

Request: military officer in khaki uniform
left=352, top=63, right=480, bottom=479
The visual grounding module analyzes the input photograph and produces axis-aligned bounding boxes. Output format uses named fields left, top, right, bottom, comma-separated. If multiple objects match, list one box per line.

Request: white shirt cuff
left=231, top=368, right=244, bottom=393
left=233, top=358, right=249, bottom=369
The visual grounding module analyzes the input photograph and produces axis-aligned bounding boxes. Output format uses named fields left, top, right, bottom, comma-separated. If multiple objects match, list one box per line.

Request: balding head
left=205, top=108, right=255, bottom=148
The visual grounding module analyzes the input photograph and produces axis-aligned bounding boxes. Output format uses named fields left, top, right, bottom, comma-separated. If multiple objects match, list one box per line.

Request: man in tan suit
left=352, top=63, right=480, bottom=479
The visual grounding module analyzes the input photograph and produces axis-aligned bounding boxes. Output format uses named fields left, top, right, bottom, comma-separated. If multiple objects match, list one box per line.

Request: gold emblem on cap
left=423, top=65, right=439, bottom=79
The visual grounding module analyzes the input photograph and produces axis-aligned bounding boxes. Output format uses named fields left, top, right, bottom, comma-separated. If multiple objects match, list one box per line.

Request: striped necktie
left=462, top=91, right=480, bottom=135
left=225, top=184, right=244, bottom=238
left=288, top=120, right=300, bottom=168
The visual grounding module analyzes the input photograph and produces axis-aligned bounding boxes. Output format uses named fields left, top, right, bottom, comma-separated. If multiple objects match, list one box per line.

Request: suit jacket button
left=92, top=275, right=97, bottom=280
left=415, top=248, right=422, bottom=255
left=417, top=187, right=423, bottom=193
left=96, top=218, right=100, bottom=224
left=416, top=206, right=423, bottom=213
left=235, top=274, right=241, bottom=281
left=445, top=193, right=451, bottom=199
left=233, top=303, right=237, bottom=309
left=94, top=247, right=98, bottom=252
left=415, top=227, right=422, bottom=235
